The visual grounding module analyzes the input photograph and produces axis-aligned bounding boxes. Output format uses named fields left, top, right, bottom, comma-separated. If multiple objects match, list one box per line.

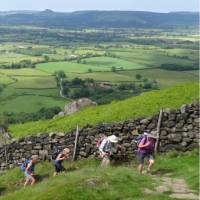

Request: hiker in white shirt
left=98, top=135, right=119, bottom=167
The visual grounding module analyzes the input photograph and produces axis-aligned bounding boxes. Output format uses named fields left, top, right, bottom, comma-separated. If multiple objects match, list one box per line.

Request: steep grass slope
left=10, top=82, right=199, bottom=138
left=0, top=151, right=198, bottom=200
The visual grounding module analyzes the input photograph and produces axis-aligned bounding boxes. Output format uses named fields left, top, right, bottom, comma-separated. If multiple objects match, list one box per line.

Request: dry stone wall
left=0, top=102, right=199, bottom=170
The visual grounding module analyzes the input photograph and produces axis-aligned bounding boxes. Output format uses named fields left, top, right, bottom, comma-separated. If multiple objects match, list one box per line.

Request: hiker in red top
left=137, top=131, right=157, bottom=174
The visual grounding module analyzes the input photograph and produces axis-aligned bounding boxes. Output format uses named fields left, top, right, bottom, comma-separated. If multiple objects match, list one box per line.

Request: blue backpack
left=135, top=134, right=148, bottom=147
left=20, top=160, right=30, bottom=172
left=135, top=134, right=156, bottom=153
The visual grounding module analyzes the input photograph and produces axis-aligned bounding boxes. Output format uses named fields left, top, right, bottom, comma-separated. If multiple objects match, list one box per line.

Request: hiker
left=96, top=134, right=107, bottom=152
left=137, top=131, right=157, bottom=174
left=52, top=148, right=70, bottom=176
left=98, top=135, right=121, bottom=167
left=21, top=155, right=39, bottom=187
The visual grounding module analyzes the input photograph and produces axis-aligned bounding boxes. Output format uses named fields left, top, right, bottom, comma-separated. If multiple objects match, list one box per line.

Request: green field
left=0, top=68, right=50, bottom=76
left=37, top=61, right=106, bottom=73
left=0, top=68, right=67, bottom=113
left=82, top=56, right=144, bottom=69
left=0, top=150, right=198, bottom=200
left=10, top=82, right=198, bottom=138
left=66, top=69, right=198, bottom=88
left=0, top=75, right=14, bottom=85
left=109, top=48, right=193, bottom=67
left=0, top=52, right=41, bottom=66
left=0, top=95, right=66, bottom=113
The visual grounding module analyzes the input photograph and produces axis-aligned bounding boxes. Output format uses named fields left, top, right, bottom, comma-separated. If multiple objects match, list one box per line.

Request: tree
left=63, top=87, right=69, bottom=96
left=77, top=58, right=81, bottom=63
left=71, top=77, right=84, bottom=86
left=143, top=78, right=148, bottom=83
left=88, top=68, right=93, bottom=73
left=136, top=74, right=142, bottom=80
left=85, top=78, right=95, bottom=84
left=111, top=66, right=116, bottom=72
left=143, top=82, right=152, bottom=89
left=69, top=88, right=90, bottom=99
left=55, top=70, right=66, bottom=79
left=0, top=84, right=4, bottom=93
left=0, top=114, right=10, bottom=168
left=54, top=71, right=67, bottom=87
left=44, top=55, right=50, bottom=62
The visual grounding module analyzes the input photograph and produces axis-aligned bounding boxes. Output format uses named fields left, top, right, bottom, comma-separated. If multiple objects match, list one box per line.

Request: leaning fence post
left=72, top=124, right=79, bottom=161
left=155, top=109, right=163, bottom=154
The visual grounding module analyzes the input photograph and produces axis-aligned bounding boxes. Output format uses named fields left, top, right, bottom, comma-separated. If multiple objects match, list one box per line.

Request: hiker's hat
left=63, top=148, right=70, bottom=154
left=108, top=135, right=119, bottom=143
left=147, top=131, right=157, bottom=139
left=143, top=132, right=148, bottom=135
left=31, top=155, right=39, bottom=161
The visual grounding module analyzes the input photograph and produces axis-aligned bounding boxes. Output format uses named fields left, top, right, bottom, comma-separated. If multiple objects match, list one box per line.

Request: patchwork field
left=0, top=28, right=199, bottom=116
left=109, top=48, right=194, bottom=67
left=0, top=68, right=67, bottom=113
left=82, top=56, right=144, bottom=69
left=37, top=61, right=106, bottom=73
left=66, top=69, right=198, bottom=88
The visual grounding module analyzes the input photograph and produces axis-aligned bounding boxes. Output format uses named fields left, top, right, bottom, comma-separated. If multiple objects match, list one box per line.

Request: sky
left=0, top=0, right=199, bottom=12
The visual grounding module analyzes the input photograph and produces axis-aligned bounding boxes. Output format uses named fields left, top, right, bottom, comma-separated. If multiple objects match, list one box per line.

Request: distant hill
left=0, top=10, right=198, bottom=28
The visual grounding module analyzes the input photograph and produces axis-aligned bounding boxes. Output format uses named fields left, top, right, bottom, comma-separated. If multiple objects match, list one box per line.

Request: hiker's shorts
left=54, top=161, right=66, bottom=173
left=25, top=172, right=34, bottom=181
left=137, top=152, right=154, bottom=165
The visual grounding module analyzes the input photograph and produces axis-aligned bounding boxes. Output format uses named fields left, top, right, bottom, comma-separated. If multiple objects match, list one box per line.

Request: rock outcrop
left=57, top=98, right=97, bottom=117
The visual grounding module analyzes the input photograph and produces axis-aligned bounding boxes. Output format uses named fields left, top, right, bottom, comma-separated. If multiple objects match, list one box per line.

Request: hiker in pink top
left=137, top=131, right=157, bottom=174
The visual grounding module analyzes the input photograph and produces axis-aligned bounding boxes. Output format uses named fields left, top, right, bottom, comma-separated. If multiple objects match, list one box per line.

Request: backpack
left=52, top=149, right=61, bottom=160
left=145, top=138, right=156, bottom=153
left=20, top=160, right=30, bottom=172
left=96, top=136, right=106, bottom=148
left=102, top=140, right=112, bottom=153
left=135, top=134, right=148, bottom=147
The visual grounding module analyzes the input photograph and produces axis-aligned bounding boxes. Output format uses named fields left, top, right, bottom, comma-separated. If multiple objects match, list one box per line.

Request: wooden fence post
left=72, top=125, right=79, bottom=161
left=155, top=109, right=163, bottom=154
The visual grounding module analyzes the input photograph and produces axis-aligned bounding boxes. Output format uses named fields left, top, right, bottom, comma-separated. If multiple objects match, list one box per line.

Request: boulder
left=64, top=98, right=97, bottom=116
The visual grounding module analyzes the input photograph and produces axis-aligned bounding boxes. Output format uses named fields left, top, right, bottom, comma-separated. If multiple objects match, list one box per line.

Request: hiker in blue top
left=137, top=131, right=157, bottom=175
left=22, top=155, right=38, bottom=187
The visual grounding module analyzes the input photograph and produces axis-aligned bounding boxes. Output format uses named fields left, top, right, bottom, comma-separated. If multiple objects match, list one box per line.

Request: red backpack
left=96, top=136, right=106, bottom=148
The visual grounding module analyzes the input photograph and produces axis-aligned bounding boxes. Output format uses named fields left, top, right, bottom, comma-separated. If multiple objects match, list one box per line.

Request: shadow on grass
left=35, top=174, right=50, bottom=183
left=0, top=187, right=6, bottom=196
left=66, top=166, right=79, bottom=173
left=152, top=168, right=175, bottom=176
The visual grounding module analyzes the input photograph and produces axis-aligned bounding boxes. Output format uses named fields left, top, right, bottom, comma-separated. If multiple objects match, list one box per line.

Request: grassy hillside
left=0, top=150, right=198, bottom=200
left=10, top=82, right=199, bottom=138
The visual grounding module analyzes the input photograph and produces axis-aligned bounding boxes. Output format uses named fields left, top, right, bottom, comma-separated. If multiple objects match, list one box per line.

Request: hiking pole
left=72, top=124, right=79, bottom=161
